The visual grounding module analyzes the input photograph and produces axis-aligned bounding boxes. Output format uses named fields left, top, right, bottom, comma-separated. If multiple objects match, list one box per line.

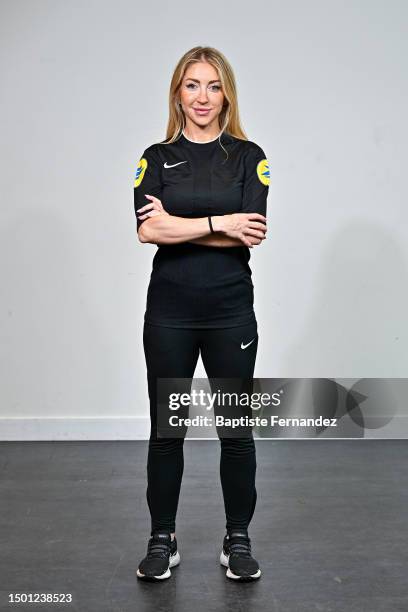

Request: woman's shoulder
left=228, top=134, right=267, bottom=155
left=230, top=137, right=267, bottom=163
left=142, top=136, right=183, bottom=156
left=142, top=142, right=162, bottom=155
left=244, top=138, right=267, bottom=156
left=138, top=141, right=168, bottom=164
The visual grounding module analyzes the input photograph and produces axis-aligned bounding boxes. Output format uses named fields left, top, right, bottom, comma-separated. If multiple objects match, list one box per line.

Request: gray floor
left=1, top=440, right=407, bottom=612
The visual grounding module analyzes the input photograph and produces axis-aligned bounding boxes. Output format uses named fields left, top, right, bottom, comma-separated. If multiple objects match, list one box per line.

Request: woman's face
left=179, top=61, right=225, bottom=130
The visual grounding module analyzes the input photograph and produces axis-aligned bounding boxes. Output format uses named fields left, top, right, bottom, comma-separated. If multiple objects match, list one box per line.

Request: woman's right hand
left=213, top=213, right=267, bottom=248
left=137, top=194, right=169, bottom=221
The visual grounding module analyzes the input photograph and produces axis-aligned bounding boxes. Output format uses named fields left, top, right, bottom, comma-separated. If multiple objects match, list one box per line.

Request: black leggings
left=143, top=320, right=258, bottom=535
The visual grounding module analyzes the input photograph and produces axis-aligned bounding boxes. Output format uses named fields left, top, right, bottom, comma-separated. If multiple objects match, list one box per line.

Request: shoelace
left=147, top=537, right=171, bottom=559
left=228, top=535, right=252, bottom=558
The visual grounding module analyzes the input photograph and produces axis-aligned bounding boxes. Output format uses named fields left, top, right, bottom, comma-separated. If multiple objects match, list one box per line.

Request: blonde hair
left=159, top=46, right=248, bottom=152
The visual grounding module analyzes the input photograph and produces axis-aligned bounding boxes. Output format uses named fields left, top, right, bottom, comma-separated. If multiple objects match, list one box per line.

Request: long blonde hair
left=160, top=46, right=248, bottom=146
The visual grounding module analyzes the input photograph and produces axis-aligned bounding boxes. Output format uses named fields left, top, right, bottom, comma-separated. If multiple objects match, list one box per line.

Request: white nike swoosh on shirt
left=241, top=338, right=256, bottom=349
left=164, top=161, right=188, bottom=168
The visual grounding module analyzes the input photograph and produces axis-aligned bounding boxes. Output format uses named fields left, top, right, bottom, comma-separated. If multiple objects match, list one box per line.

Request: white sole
left=137, top=550, right=180, bottom=580
left=220, top=550, right=261, bottom=580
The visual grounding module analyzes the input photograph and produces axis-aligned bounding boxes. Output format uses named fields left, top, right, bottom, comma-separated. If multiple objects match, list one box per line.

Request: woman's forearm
left=139, top=214, right=221, bottom=245
left=188, top=233, right=243, bottom=247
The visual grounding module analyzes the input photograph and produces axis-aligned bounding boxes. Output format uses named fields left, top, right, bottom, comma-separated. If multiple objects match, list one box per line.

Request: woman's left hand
left=137, top=195, right=169, bottom=220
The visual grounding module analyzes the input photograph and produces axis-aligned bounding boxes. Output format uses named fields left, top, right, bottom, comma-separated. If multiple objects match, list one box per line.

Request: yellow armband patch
left=256, top=159, right=270, bottom=186
left=134, top=158, right=148, bottom=188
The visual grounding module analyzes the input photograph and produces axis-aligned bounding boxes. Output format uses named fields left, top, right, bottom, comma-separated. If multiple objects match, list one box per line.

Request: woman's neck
left=182, top=125, right=222, bottom=143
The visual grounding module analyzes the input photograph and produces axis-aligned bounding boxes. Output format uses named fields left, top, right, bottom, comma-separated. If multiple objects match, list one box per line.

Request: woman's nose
left=197, top=88, right=209, bottom=103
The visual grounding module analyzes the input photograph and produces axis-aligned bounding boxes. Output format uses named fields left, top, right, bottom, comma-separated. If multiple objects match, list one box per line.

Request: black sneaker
left=220, top=529, right=261, bottom=580
left=136, top=532, right=180, bottom=580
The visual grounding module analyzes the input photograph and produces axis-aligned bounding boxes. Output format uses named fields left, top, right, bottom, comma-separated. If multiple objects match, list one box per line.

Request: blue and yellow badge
left=256, top=159, right=270, bottom=186
left=134, top=158, right=147, bottom=188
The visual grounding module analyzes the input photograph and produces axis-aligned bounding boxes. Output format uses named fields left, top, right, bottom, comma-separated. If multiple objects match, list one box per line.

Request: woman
left=133, top=46, right=269, bottom=581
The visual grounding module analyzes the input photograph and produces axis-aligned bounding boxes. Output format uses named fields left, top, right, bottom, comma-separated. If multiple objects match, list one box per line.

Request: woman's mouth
left=193, top=108, right=211, bottom=115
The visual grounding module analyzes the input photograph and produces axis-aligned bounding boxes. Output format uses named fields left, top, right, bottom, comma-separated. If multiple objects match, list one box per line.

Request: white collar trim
left=182, top=129, right=222, bottom=144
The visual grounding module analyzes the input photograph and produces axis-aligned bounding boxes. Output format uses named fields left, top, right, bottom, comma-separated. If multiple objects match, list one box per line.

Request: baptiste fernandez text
left=168, top=415, right=338, bottom=429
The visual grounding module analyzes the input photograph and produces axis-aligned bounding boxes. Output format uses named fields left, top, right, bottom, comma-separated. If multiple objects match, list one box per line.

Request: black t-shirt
left=133, top=130, right=270, bottom=328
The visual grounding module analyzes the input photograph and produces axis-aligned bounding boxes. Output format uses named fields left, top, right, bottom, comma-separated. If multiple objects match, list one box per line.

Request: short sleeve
left=133, top=147, right=163, bottom=231
left=241, top=144, right=270, bottom=217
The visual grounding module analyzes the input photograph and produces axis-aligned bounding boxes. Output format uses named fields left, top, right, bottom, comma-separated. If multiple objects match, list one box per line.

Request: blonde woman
left=133, top=46, right=269, bottom=581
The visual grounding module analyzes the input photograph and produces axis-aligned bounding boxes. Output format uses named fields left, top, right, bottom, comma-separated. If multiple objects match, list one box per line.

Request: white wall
left=1, top=0, right=407, bottom=439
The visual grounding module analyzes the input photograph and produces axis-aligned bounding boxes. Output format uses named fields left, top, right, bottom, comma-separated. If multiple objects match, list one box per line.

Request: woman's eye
left=185, top=83, right=221, bottom=92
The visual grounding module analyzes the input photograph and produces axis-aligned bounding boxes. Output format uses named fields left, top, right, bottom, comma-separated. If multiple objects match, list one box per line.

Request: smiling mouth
left=193, top=108, right=211, bottom=113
